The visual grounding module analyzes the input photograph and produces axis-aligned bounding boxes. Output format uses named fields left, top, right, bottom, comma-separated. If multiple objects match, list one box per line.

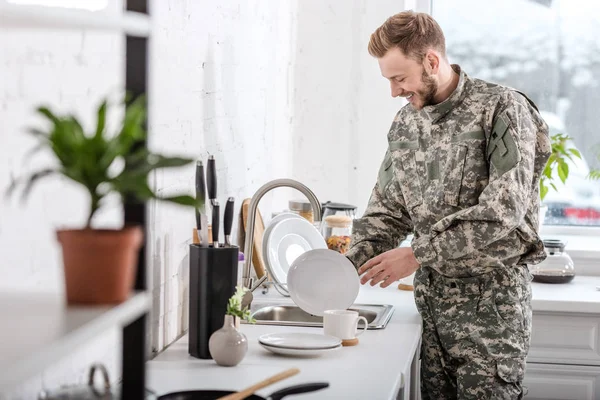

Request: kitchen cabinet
left=525, top=276, right=600, bottom=399
left=523, top=363, right=600, bottom=400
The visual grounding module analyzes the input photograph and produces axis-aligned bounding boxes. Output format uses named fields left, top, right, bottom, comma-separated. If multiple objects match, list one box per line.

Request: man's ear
left=423, top=50, right=440, bottom=74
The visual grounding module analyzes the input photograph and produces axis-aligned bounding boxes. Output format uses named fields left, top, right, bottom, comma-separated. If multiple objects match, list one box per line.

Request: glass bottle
left=288, top=199, right=314, bottom=224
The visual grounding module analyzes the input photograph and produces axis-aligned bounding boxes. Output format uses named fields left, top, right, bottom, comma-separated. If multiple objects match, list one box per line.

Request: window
left=434, top=0, right=600, bottom=227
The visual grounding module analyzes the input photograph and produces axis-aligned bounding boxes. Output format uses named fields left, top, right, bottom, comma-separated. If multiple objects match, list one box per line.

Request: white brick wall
left=146, top=0, right=298, bottom=355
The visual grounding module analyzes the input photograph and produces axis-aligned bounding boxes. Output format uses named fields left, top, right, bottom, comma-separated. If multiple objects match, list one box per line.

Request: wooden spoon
left=216, top=368, right=300, bottom=400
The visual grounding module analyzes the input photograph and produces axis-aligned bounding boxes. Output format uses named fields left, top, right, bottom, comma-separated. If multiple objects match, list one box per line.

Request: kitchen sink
left=243, top=302, right=395, bottom=330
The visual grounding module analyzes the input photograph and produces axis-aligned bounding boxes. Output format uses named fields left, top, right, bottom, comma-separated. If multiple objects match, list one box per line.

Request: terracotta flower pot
left=57, top=226, right=143, bottom=304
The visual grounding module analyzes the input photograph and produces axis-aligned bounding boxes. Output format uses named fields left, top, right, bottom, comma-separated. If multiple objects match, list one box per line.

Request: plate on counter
left=258, top=332, right=342, bottom=349
left=287, top=248, right=359, bottom=317
left=263, top=215, right=327, bottom=290
left=258, top=332, right=342, bottom=357
left=259, top=342, right=341, bottom=357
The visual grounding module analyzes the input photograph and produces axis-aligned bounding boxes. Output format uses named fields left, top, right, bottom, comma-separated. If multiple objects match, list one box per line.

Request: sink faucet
left=242, top=179, right=322, bottom=293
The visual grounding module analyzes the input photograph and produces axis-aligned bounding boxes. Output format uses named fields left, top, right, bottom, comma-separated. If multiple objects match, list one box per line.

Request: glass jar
left=530, top=239, right=576, bottom=284
left=322, top=215, right=352, bottom=254
left=288, top=200, right=314, bottom=223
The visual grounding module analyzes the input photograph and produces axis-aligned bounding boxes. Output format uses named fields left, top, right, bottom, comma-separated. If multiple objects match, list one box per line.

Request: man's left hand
left=358, top=247, right=420, bottom=288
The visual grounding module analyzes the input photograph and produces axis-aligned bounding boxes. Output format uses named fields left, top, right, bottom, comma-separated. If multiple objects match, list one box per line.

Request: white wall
left=291, top=0, right=428, bottom=216
left=147, top=0, right=298, bottom=354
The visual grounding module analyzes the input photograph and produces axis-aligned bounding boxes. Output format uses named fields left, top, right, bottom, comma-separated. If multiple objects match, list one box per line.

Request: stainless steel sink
left=243, top=302, right=395, bottom=330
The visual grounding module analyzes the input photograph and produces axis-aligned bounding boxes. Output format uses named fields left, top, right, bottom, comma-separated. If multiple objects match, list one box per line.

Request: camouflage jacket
left=346, top=65, right=552, bottom=278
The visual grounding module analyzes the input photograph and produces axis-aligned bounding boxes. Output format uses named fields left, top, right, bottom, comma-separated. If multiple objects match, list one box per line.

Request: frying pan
left=157, top=382, right=329, bottom=400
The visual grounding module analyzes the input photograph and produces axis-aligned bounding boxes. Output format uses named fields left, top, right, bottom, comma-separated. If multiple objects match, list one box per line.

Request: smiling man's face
left=378, top=47, right=439, bottom=110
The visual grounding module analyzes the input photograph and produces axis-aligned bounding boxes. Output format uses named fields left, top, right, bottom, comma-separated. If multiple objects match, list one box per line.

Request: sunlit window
left=434, top=0, right=600, bottom=226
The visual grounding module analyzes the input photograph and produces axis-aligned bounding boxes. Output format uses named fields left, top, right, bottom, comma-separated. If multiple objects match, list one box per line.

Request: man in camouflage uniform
left=345, top=11, right=551, bottom=400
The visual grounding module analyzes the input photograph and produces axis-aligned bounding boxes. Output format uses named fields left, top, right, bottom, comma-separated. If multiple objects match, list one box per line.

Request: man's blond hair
left=368, top=11, right=446, bottom=62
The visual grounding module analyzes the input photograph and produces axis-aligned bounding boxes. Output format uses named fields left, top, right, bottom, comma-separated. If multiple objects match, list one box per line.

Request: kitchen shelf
left=0, top=2, right=151, bottom=37
left=0, top=290, right=151, bottom=393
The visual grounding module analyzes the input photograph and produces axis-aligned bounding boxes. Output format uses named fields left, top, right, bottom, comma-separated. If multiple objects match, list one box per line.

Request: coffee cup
left=323, top=309, right=368, bottom=340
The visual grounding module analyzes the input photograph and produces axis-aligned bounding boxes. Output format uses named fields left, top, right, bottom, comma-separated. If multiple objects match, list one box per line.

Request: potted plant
left=5, top=95, right=199, bottom=304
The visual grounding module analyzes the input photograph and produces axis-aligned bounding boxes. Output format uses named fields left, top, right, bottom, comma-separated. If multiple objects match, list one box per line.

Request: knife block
left=188, top=244, right=239, bottom=359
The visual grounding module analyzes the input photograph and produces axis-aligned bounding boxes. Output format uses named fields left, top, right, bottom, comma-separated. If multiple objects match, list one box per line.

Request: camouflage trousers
left=413, top=265, right=533, bottom=400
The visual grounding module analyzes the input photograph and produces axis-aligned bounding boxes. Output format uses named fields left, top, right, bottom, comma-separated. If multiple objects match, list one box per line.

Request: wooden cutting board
left=241, top=198, right=267, bottom=279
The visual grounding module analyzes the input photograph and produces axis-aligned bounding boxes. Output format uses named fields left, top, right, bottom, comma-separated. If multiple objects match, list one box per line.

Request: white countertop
left=531, top=275, right=600, bottom=314
left=146, top=274, right=600, bottom=399
left=146, top=284, right=422, bottom=400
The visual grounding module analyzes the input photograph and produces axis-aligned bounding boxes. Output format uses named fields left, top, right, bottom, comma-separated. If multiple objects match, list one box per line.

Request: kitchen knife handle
left=212, top=201, right=220, bottom=247
left=196, top=161, right=206, bottom=208
left=224, top=197, right=234, bottom=238
left=195, top=160, right=206, bottom=229
left=207, top=155, right=217, bottom=204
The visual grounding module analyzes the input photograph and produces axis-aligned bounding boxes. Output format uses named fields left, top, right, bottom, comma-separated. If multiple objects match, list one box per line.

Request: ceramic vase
left=208, top=315, right=247, bottom=366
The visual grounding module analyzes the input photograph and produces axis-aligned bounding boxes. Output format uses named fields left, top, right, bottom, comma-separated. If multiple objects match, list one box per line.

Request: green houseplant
left=6, top=95, right=199, bottom=304
left=539, top=133, right=582, bottom=203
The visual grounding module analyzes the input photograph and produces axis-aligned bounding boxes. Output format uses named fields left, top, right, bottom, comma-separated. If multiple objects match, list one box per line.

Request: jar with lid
left=321, top=201, right=357, bottom=221
left=530, top=239, right=576, bottom=283
left=322, top=215, right=353, bottom=254
left=288, top=199, right=314, bottom=224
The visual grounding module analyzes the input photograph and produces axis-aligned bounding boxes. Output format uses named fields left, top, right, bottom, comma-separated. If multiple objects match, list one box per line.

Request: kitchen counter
left=531, top=275, right=600, bottom=314
left=146, top=275, right=600, bottom=399
left=146, top=284, right=422, bottom=400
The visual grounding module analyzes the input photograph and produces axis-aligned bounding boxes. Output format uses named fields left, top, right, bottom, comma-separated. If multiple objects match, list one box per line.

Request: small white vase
left=208, top=315, right=248, bottom=367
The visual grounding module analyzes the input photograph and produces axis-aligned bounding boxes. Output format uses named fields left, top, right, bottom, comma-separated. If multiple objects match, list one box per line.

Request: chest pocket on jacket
left=390, top=140, right=423, bottom=210
left=443, top=130, right=489, bottom=207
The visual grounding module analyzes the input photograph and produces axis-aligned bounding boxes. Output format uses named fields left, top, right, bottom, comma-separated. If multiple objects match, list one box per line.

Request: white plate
left=262, top=212, right=305, bottom=291
left=259, top=342, right=341, bottom=357
left=264, top=217, right=327, bottom=287
left=287, top=248, right=360, bottom=317
left=258, top=332, right=342, bottom=349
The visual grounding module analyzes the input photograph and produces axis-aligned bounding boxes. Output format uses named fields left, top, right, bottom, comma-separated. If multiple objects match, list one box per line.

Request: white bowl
left=287, top=248, right=360, bottom=317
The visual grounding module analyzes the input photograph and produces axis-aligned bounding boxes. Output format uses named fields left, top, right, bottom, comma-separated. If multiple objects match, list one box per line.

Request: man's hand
left=358, top=247, right=420, bottom=288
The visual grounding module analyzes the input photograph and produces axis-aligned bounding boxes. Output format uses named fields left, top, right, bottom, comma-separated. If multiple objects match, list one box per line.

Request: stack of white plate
left=262, top=212, right=327, bottom=296
left=258, top=332, right=342, bottom=357
left=263, top=211, right=361, bottom=317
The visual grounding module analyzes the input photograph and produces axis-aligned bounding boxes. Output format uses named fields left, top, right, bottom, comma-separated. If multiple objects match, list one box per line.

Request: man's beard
left=414, top=69, right=438, bottom=109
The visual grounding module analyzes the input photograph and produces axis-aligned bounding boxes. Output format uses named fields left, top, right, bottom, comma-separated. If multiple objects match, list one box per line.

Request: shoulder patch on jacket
left=487, top=115, right=521, bottom=175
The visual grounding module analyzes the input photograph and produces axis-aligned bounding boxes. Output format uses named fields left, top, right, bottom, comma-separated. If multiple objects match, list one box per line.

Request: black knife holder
left=188, top=244, right=239, bottom=359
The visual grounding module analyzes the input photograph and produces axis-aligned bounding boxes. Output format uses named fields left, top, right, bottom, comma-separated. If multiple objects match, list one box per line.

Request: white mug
left=323, top=309, right=368, bottom=340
